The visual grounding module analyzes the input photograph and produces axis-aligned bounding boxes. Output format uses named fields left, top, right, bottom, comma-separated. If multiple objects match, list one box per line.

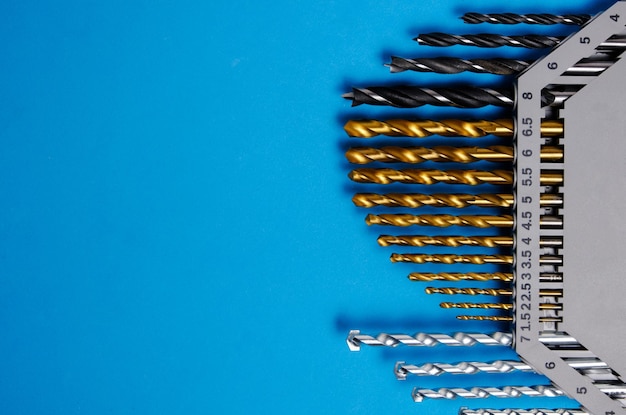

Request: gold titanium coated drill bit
left=456, top=316, right=563, bottom=323
left=367, top=214, right=514, bottom=228
left=461, top=13, right=591, bottom=25
left=394, top=360, right=534, bottom=378
left=408, top=272, right=513, bottom=282
left=440, top=302, right=563, bottom=311
left=346, top=329, right=513, bottom=351
left=354, top=193, right=515, bottom=208
left=411, top=385, right=565, bottom=402
left=379, top=235, right=563, bottom=248
left=344, top=119, right=564, bottom=138
left=367, top=214, right=563, bottom=228
left=459, top=410, right=589, bottom=415
left=345, top=145, right=563, bottom=164
left=427, top=287, right=563, bottom=296
left=393, top=254, right=563, bottom=266
left=393, top=254, right=513, bottom=265
left=354, top=193, right=564, bottom=208
left=349, top=168, right=563, bottom=185
left=427, top=287, right=513, bottom=296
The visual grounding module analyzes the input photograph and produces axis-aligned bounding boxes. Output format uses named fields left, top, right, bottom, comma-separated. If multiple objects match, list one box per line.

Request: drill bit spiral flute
left=341, top=3, right=626, bottom=415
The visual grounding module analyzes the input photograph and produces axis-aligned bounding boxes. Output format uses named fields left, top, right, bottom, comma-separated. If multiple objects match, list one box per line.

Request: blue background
left=0, top=1, right=612, bottom=414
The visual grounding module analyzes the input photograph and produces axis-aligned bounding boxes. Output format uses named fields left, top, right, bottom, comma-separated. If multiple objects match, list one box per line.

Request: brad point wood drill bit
left=354, top=193, right=563, bottom=209
left=411, top=385, right=565, bottom=402
left=379, top=235, right=563, bottom=248
left=395, top=360, right=534, bottom=378
left=415, top=32, right=626, bottom=50
left=415, top=33, right=563, bottom=48
left=344, top=86, right=514, bottom=108
left=344, top=118, right=564, bottom=138
left=346, top=329, right=513, bottom=351
left=459, top=410, right=589, bottom=415
left=350, top=168, right=563, bottom=185
left=409, top=272, right=513, bottom=282
left=461, top=13, right=591, bottom=25
left=387, top=56, right=611, bottom=76
left=345, top=145, right=562, bottom=164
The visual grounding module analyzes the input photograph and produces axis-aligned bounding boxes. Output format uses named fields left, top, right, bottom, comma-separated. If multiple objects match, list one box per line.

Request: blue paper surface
left=0, top=1, right=613, bottom=414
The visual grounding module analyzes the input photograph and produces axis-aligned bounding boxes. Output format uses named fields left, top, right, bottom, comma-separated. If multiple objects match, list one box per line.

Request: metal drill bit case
left=514, top=2, right=626, bottom=414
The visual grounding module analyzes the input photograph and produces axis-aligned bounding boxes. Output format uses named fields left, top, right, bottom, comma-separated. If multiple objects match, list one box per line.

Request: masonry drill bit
left=344, top=86, right=514, bottom=108
left=416, top=33, right=563, bottom=48
left=462, top=13, right=590, bottom=25
left=395, top=360, right=533, bottom=378
left=441, top=302, right=563, bottom=311
left=346, top=145, right=562, bottom=164
left=349, top=168, right=516, bottom=185
left=408, top=272, right=513, bottom=282
left=344, top=118, right=564, bottom=138
left=460, top=409, right=588, bottom=415
left=367, top=214, right=513, bottom=228
left=393, top=254, right=513, bottom=265
left=379, top=235, right=563, bottom=248
left=412, top=385, right=565, bottom=402
left=346, top=329, right=513, bottom=351
left=355, top=193, right=563, bottom=208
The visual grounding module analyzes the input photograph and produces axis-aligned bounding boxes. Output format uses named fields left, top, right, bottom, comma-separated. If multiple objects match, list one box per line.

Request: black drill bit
left=387, top=57, right=529, bottom=75
left=462, top=13, right=591, bottom=25
left=387, top=56, right=613, bottom=76
left=343, top=86, right=560, bottom=108
left=415, top=33, right=563, bottom=48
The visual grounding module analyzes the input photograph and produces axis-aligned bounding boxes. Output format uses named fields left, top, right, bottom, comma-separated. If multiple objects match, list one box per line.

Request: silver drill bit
left=412, top=385, right=565, bottom=402
left=459, top=409, right=589, bottom=415
left=462, top=13, right=591, bottom=25
left=395, top=360, right=533, bottom=379
left=346, top=330, right=512, bottom=351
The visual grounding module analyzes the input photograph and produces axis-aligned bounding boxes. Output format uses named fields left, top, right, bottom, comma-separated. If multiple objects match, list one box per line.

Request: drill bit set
left=342, top=3, right=626, bottom=414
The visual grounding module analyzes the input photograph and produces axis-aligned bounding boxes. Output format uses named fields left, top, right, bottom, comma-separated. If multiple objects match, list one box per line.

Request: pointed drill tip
left=342, top=92, right=354, bottom=100
left=411, top=388, right=424, bottom=403
left=346, top=330, right=361, bottom=351
left=394, top=361, right=408, bottom=380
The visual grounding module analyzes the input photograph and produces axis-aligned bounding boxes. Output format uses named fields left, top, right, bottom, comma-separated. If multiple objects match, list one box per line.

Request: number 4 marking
left=611, top=14, right=620, bottom=22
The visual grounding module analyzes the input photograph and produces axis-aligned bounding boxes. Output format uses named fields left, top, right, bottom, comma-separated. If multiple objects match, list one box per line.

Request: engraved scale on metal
left=515, top=2, right=626, bottom=413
